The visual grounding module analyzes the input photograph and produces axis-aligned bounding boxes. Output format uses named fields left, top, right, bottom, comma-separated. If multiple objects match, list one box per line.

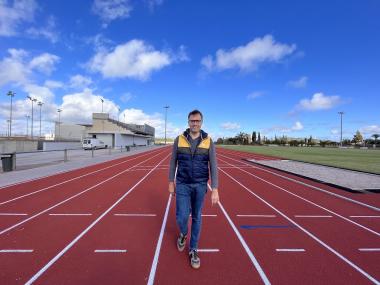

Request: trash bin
left=1, top=154, right=15, bottom=172
left=126, top=146, right=130, bottom=151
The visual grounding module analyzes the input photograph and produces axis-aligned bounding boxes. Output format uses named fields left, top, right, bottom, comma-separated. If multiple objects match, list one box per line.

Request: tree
left=216, top=138, right=223, bottom=144
left=258, top=132, right=261, bottom=144
left=372, top=134, right=379, bottom=146
left=252, top=131, right=256, bottom=143
left=353, top=130, right=363, bottom=145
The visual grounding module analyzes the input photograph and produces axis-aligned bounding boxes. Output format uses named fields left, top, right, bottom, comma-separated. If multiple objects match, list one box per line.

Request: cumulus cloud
left=360, top=125, right=380, bottom=135
left=247, top=91, right=264, bottom=100
left=29, top=53, right=60, bottom=75
left=296, top=92, right=341, bottom=111
left=263, top=121, right=304, bottom=134
left=69, top=74, right=93, bottom=89
left=92, top=0, right=132, bottom=27
left=44, top=80, right=63, bottom=89
left=88, top=39, right=187, bottom=80
left=201, top=35, right=296, bottom=73
left=287, top=76, right=308, bottom=88
left=0, top=0, right=37, bottom=36
left=221, top=122, right=241, bottom=130
left=292, top=121, right=303, bottom=131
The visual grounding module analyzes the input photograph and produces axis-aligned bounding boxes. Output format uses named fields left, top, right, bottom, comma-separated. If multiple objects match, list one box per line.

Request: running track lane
left=0, top=148, right=168, bottom=231
left=0, top=148, right=170, bottom=284
left=217, top=152, right=380, bottom=284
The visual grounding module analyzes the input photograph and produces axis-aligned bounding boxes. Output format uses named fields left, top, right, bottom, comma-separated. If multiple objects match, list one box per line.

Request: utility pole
left=100, top=98, right=104, bottom=113
left=27, top=96, right=37, bottom=138
left=338, top=111, right=344, bottom=147
left=57, top=108, right=62, bottom=140
left=164, top=105, right=169, bottom=144
left=38, top=101, right=43, bottom=137
left=117, top=107, right=121, bottom=122
left=7, top=91, right=15, bottom=137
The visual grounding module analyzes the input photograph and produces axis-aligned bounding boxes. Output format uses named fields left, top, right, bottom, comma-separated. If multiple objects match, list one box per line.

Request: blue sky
left=0, top=0, right=379, bottom=140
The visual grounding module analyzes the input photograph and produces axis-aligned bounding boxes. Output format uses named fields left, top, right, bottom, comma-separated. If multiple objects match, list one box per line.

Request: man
left=168, top=109, right=219, bottom=269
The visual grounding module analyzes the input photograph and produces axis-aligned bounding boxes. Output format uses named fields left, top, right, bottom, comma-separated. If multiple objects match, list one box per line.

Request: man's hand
left=168, top=182, right=175, bottom=196
left=211, top=188, right=219, bottom=206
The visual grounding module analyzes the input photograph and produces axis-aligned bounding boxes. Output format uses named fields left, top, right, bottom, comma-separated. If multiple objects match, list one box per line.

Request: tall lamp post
left=164, top=105, right=169, bottom=144
left=27, top=96, right=37, bottom=138
left=25, top=115, right=30, bottom=137
left=57, top=108, right=62, bottom=140
left=7, top=91, right=15, bottom=137
left=38, top=101, right=43, bottom=138
left=100, top=98, right=104, bottom=113
left=338, top=111, right=344, bottom=147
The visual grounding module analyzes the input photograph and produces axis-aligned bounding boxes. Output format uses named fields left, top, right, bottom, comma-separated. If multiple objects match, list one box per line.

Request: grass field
left=218, top=145, right=380, bottom=174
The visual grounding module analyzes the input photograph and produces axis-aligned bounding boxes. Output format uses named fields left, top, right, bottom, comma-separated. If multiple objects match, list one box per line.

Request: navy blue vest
left=176, top=129, right=211, bottom=184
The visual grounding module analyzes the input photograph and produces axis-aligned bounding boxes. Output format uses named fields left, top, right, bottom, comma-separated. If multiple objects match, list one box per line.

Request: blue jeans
left=175, top=182, right=207, bottom=251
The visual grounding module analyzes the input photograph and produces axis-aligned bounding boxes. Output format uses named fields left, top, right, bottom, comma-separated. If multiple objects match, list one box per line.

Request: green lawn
left=218, top=145, right=380, bottom=174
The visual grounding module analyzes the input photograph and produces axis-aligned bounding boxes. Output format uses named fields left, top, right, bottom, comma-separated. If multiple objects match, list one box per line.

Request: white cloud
left=92, top=0, right=132, bottom=27
left=23, top=83, right=55, bottom=103
left=297, top=92, right=341, bottom=111
left=292, top=121, right=303, bottom=131
left=288, top=76, right=308, bottom=88
left=360, top=125, right=380, bottom=135
left=201, top=35, right=296, bottom=72
left=221, top=122, right=241, bottom=130
left=331, top=129, right=339, bottom=135
left=88, top=39, right=186, bottom=80
left=69, top=74, right=93, bottom=89
left=26, top=15, right=59, bottom=43
left=247, top=91, right=264, bottom=100
left=0, top=0, right=37, bottom=36
left=0, top=49, right=30, bottom=86
left=120, top=92, right=133, bottom=103
left=44, top=80, right=63, bottom=89
left=29, top=53, right=60, bottom=75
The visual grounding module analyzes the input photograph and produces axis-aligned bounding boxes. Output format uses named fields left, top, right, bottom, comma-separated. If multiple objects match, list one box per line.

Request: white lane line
left=237, top=214, right=276, bottom=218
left=0, top=213, right=28, bottom=216
left=276, top=249, right=305, bottom=252
left=189, top=214, right=217, bottom=217
left=49, top=213, right=92, bottom=216
left=218, top=153, right=380, bottom=212
left=0, top=148, right=163, bottom=205
left=114, top=214, right=157, bottom=217
left=294, top=215, right=333, bottom=218
left=147, top=194, right=172, bottom=285
left=358, top=248, right=380, bottom=252
left=94, top=249, right=127, bottom=253
left=350, top=216, right=380, bottom=218
left=1, top=149, right=167, bottom=236
left=219, top=168, right=380, bottom=285
left=218, top=157, right=380, bottom=238
left=25, top=153, right=170, bottom=285
left=198, top=249, right=220, bottom=252
left=0, top=249, right=34, bottom=253
left=209, top=185, right=271, bottom=285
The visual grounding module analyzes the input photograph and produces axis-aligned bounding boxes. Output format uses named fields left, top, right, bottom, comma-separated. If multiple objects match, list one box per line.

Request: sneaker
left=177, top=233, right=187, bottom=252
left=189, top=250, right=200, bottom=269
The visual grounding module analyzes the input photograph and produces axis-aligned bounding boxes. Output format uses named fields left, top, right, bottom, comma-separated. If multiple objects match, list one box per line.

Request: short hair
left=188, top=109, right=203, bottom=120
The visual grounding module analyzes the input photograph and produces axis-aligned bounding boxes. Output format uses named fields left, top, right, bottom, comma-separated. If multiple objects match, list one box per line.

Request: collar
left=183, top=128, right=208, bottom=141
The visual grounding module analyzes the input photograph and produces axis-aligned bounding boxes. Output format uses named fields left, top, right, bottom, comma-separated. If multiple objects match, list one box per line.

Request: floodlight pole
left=164, top=105, right=169, bottom=144
left=338, top=111, right=344, bottom=147
left=38, top=101, right=43, bottom=137
left=7, top=91, right=15, bottom=137
left=57, top=108, right=62, bottom=140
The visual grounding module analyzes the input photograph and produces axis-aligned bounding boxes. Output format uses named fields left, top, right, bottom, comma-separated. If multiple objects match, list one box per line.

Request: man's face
left=188, top=113, right=202, bottom=133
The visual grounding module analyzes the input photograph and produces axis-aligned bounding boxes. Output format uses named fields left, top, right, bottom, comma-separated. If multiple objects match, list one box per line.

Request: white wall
left=43, top=141, right=82, bottom=151
left=0, top=140, right=38, bottom=153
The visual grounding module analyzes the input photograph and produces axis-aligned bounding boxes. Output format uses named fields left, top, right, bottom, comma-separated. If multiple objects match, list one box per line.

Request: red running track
left=0, top=146, right=379, bottom=284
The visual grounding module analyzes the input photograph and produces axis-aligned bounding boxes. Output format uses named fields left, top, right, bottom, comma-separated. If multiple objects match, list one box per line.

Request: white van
left=82, top=138, right=107, bottom=150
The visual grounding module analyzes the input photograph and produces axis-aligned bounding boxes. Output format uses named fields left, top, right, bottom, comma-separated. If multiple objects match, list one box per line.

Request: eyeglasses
left=188, top=120, right=202, bottom=124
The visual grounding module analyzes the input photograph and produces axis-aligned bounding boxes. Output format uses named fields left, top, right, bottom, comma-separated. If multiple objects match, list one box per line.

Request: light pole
left=7, top=91, right=15, bottom=137
left=57, top=108, right=62, bottom=140
left=117, top=107, right=121, bottom=121
left=100, top=98, right=104, bottom=113
left=25, top=115, right=30, bottom=137
left=38, top=101, right=43, bottom=138
left=164, top=105, right=169, bottom=144
left=27, top=96, right=37, bottom=138
left=338, top=111, right=344, bottom=147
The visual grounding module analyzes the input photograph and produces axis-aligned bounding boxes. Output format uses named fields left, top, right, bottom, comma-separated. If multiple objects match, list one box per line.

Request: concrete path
left=248, top=159, right=380, bottom=191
